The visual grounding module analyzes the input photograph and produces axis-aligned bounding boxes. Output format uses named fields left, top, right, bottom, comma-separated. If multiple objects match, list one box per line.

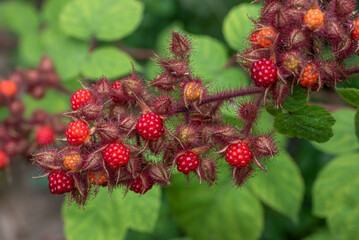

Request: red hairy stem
left=345, top=66, right=359, bottom=76
left=171, top=87, right=263, bottom=114
left=241, top=91, right=265, bottom=136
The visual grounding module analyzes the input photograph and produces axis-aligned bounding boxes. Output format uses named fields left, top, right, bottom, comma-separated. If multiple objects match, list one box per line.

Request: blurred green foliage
left=1, top=0, right=359, bottom=240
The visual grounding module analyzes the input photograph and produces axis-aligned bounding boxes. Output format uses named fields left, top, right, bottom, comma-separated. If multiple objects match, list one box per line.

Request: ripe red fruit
left=48, top=170, right=74, bottom=194
left=0, top=80, right=17, bottom=97
left=250, top=58, right=278, bottom=88
left=299, top=63, right=319, bottom=87
left=35, top=126, right=55, bottom=146
left=136, top=112, right=165, bottom=141
left=225, top=141, right=253, bottom=168
left=176, top=151, right=200, bottom=174
left=70, top=89, right=92, bottom=110
left=65, top=120, right=90, bottom=146
left=353, top=19, right=359, bottom=40
left=89, top=171, right=107, bottom=186
left=63, top=154, right=82, bottom=171
left=304, top=8, right=324, bottom=30
left=111, top=80, right=126, bottom=102
left=102, top=143, right=130, bottom=170
left=130, top=177, right=153, bottom=194
left=0, top=150, right=9, bottom=169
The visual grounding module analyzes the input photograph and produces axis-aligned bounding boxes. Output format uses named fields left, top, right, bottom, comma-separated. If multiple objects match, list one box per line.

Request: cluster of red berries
left=0, top=56, right=66, bottom=172
left=32, top=32, right=278, bottom=205
left=241, top=0, right=358, bottom=107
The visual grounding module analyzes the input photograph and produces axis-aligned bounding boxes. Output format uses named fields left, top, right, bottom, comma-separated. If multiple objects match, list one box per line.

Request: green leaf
left=0, top=2, right=39, bottom=36
left=23, top=89, right=69, bottom=117
left=266, top=106, right=282, bottom=116
left=42, top=0, right=71, bottom=28
left=336, top=88, right=359, bottom=107
left=190, top=35, right=228, bottom=81
left=0, top=107, right=9, bottom=121
left=248, top=151, right=305, bottom=221
left=311, top=109, right=359, bottom=154
left=274, top=105, right=335, bottom=143
left=302, top=228, right=338, bottom=240
left=42, top=28, right=89, bottom=80
left=63, top=187, right=161, bottom=240
left=81, top=47, right=138, bottom=79
left=355, top=109, right=359, bottom=142
left=282, top=86, right=308, bottom=111
left=60, top=0, right=144, bottom=41
left=223, top=3, right=261, bottom=51
left=18, top=33, right=43, bottom=68
left=165, top=175, right=264, bottom=240
left=254, top=109, right=288, bottom=148
left=313, top=153, right=359, bottom=240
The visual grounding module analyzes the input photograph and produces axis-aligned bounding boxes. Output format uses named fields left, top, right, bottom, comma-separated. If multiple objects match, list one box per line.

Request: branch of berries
left=241, top=0, right=359, bottom=107
left=0, top=56, right=67, bottom=173
left=31, top=31, right=280, bottom=205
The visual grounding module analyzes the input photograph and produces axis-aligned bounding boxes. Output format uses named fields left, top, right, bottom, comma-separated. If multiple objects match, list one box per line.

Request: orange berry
left=304, top=8, right=325, bottom=30
left=353, top=19, right=359, bottom=40
left=63, top=154, right=82, bottom=171
left=299, top=64, right=319, bottom=87
left=184, top=81, right=203, bottom=102
left=89, top=171, right=107, bottom=186
left=0, top=80, right=18, bottom=97
left=256, top=28, right=276, bottom=47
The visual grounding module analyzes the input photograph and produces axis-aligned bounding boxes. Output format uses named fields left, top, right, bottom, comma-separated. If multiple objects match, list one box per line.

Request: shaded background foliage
left=0, top=0, right=358, bottom=240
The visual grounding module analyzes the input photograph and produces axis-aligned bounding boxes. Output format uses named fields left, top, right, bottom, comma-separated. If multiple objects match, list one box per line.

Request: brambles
left=35, top=126, right=55, bottom=146
left=31, top=31, right=275, bottom=204
left=136, top=112, right=165, bottom=141
left=89, top=171, right=108, bottom=186
left=63, top=154, right=83, bottom=171
left=29, top=0, right=359, bottom=205
left=304, top=8, right=325, bottom=30
left=353, top=18, right=359, bottom=40
left=251, top=28, right=276, bottom=48
left=176, top=151, right=200, bottom=174
left=0, top=80, right=18, bottom=97
left=102, top=143, right=130, bottom=170
left=225, top=141, right=253, bottom=168
left=240, top=0, right=358, bottom=105
left=250, top=57, right=278, bottom=88
left=70, top=89, right=93, bottom=110
left=0, top=150, right=9, bottom=169
left=48, top=170, right=74, bottom=194
left=130, top=176, right=153, bottom=194
left=299, top=63, right=319, bottom=88
left=0, top=56, right=66, bottom=172
left=65, top=121, right=90, bottom=146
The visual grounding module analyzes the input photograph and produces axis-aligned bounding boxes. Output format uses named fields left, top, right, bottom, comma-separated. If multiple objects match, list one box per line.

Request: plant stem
left=171, top=87, right=263, bottom=114
left=345, top=66, right=359, bottom=76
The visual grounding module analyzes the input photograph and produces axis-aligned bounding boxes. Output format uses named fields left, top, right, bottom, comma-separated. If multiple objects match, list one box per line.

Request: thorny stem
left=345, top=66, right=359, bottom=76
left=241, top=91, right=265, bottom=136
left=171, top=87, right=263, bottom=114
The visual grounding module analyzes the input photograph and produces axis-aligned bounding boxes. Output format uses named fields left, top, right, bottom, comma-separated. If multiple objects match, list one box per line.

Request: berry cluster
left=32, top=32, right=278, bottom=204
left=0, top=56, right=66, bottom=171
left=241, top=0, right=358, bottom=106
